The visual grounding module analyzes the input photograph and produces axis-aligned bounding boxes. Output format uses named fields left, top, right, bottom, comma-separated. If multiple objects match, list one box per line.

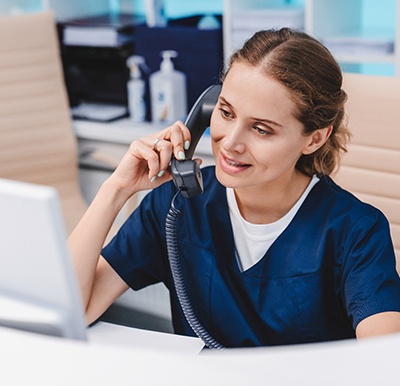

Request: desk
left=2, top=323, right=400, bottom=385
left=88, top=321, right=203, bottom=354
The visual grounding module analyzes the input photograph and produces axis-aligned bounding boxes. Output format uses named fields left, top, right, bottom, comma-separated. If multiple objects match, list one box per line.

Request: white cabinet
left=223, top=0, right=400, bottom=76
left=306, top=0, right=399, bottom=76
left=223, top=0, right=305, bottom=65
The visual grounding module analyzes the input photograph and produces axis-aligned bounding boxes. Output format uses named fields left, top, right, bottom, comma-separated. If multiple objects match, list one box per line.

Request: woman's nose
left=222, top=123, right=246, bottom=153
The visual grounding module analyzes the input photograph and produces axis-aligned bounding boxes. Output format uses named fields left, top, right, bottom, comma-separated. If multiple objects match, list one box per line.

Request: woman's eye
left=219, top=108, right=233, bottom=119
left=253, top=126, right=271, bottom=136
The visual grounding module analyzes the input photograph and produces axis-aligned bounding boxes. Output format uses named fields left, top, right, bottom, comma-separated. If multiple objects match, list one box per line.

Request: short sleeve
left=101, top=182, right=175, bottom=290
left=341, top=208, right=400, bottom=329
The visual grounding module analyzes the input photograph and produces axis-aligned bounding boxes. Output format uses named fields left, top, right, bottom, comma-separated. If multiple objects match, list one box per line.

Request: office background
left=1, top=5, right=400, bottom=380
left=0, top=0, right=398, bottom=76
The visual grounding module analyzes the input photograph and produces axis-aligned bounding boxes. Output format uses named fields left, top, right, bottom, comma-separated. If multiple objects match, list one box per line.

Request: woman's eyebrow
left=218, top=96, right=283, bottom=128
left=218, top=96, right=232, bottom=107
left=254, top=117, right=283, bottom=128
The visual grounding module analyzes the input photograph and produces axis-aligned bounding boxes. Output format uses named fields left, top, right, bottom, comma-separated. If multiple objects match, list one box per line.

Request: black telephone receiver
left=167, top=85, right=225, bottom=350
left=171, top=84, right=221, bottom=198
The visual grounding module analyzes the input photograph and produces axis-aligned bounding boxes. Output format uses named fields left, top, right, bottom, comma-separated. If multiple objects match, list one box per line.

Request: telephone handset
left=167, top=84, right=225, bottom=350
left=171, top=84, right=221, bottom=198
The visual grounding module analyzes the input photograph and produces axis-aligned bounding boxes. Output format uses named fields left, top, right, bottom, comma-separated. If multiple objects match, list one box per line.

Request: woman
left=69, top=28, right=400, bottom=347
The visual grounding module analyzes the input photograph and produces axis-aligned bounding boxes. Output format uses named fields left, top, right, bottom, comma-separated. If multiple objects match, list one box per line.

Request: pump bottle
left=126, top=55, right=146, bottom=123
left=149, top=50, right=187, bottom=124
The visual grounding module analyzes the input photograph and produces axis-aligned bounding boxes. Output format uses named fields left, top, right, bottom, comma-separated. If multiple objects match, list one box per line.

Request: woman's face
left=210, top=62, right=313, bottom=193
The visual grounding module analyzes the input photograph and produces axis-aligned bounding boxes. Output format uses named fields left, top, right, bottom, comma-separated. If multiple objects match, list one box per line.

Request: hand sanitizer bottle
left=149, top=50, right=187, bottom=124
left=126, top=55, right=146, bottom=123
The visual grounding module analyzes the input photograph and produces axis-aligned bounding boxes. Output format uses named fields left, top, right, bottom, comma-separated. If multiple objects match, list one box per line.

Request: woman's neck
left=233, top=172, right=311, bottom=224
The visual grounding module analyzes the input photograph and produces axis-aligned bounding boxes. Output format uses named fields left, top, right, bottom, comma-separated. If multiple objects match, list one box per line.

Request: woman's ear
left=302, top=126, right=333, bottom=155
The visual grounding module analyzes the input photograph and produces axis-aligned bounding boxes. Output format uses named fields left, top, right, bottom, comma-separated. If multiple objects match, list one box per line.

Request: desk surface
left=2, top=322, right=400, bottom=385
left=88, top=321, right=204, bottom=354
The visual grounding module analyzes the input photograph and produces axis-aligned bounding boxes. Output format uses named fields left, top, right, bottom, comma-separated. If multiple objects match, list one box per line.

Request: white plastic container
left=126, top=55, right=146, bottom=123
left=149, top=50, right=187, bottom=124
left=145, top=0, right=167, bottom=27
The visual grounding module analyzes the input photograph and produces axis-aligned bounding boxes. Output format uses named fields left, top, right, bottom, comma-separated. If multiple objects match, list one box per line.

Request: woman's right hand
left=106, top=120, right=192, bottom=201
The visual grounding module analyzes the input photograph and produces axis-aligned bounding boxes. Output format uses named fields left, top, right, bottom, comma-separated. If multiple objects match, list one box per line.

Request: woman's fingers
left=126, top=121, right=193, bottom=183
left=149, top=138, right=173, bottom=181
left=127, top=139, right=161, bottom=181
left=161, top=121, right=191, bottom=160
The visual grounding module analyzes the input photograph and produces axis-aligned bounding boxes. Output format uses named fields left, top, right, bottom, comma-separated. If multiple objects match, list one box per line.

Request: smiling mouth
left=224, top=155, right=251, bottom=168
left=226, top=158, right=246, bottom=167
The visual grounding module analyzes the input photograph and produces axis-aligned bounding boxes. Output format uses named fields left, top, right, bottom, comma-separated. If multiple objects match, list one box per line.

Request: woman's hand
left=107, top=121, right=192, bottom=199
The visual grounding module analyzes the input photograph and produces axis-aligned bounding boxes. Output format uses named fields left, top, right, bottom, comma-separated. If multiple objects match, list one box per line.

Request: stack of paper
left=72, top=102, right=128, bottom=122
left=60, top=13, right=145, bottom=47
left=63, top=27, right=135, bottom=47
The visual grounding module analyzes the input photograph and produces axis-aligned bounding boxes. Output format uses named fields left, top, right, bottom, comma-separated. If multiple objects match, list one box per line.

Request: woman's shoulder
left=316, top=175, right=388, bottom=224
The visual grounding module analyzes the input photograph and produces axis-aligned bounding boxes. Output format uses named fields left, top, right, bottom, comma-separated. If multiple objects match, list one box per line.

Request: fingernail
left=150, top=176, right=156, bottom=183
left=157, top=170, right=165, bottom=177
left=184, top=140, right=190, bottom=150
left=178, top=151, right=185, bottom=160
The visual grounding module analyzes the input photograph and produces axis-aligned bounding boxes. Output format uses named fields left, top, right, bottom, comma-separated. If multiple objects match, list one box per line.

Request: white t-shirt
left=227, top=175, right=320, bottom=272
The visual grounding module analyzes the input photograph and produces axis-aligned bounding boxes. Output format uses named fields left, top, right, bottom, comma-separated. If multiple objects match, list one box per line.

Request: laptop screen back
left=0, top=178, right=87, bottom=340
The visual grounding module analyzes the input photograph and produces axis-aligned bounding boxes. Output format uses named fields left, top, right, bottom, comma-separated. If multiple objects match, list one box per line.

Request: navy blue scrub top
left=102, top=166, right=400, bottom=347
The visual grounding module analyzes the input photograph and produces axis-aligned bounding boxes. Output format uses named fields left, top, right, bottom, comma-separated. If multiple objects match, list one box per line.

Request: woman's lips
left=220, top=153, right=251, bottom=173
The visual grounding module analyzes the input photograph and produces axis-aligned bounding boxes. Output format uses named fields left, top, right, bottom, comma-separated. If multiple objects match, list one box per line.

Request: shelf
left=334, top=54, right=396, bottom=65
left=224, top=0, right=400, bottom=76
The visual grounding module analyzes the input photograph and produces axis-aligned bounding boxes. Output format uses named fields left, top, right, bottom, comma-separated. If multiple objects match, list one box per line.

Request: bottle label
left=127, top=82, right=146, bottom=123
left=152, top=80, right=173, bottom=123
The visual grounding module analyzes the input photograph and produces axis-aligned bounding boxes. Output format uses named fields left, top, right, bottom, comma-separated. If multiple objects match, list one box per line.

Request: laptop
left=0, top=178, right=87, bottom=341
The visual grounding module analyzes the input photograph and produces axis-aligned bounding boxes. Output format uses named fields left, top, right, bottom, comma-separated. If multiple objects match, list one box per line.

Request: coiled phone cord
left=165, top=190, right=225, bottom=351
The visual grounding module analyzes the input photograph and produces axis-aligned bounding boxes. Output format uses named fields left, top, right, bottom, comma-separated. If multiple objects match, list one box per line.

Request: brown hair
left=224, top=28, right=350, bottom=177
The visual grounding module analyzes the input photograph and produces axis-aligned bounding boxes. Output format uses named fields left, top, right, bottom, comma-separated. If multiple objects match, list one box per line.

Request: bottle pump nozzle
left=160, top=50, right=178, bottom=72
left=126, top=55, right=145, bottom=79
left=126, top=55, right=147, bottom=123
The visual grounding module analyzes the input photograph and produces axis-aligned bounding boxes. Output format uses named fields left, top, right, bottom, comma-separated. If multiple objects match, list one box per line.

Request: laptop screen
left=0, top=178, right=87, bottom=341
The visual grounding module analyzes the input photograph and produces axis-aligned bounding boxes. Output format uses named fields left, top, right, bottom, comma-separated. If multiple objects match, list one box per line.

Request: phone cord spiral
left=165, top=190, right=225, bottom=351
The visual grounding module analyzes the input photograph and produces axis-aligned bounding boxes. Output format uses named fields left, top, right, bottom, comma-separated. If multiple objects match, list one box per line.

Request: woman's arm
left=68, top=179, right=131, bottom=324
left=68, top=121, right=191, bottom=324
left=356, top=311, right=400, bottom=339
